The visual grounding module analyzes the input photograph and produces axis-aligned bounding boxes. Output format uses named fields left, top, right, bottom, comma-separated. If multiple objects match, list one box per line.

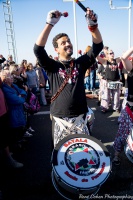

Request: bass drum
left=51, top=134, right=111, bottom=200
left=124, top=128, right=133, bottom=163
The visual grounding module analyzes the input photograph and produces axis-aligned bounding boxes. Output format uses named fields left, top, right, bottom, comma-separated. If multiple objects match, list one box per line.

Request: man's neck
left=108, top=58, right=114, bottom=63
left=58, top=57, right=72, bottom=62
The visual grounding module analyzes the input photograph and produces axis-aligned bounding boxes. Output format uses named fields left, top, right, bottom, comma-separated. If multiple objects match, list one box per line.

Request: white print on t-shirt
left=59, top=67, right=79, bottom=84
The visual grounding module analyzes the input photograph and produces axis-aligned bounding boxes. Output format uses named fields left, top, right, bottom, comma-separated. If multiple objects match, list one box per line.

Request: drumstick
left=74, top=0, right=87, bottom=12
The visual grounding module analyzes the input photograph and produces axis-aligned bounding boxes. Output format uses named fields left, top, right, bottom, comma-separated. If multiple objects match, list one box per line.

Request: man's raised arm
left=35, top=10, right=62, bottom=47
left=121, top=47, right=133, bottom=72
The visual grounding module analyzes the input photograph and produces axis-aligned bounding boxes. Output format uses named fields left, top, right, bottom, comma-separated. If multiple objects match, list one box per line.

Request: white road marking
left=104, top=141, right=114, bottom=146
left=34, top=111, right=50, bottom=115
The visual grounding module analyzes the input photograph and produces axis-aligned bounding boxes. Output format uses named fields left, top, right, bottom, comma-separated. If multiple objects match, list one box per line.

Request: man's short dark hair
left=52, top=33, right=68, bottom=48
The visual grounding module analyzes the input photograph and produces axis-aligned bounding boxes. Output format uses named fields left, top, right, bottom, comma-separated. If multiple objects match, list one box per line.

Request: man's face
left=55, top=36, right=73, bottom=58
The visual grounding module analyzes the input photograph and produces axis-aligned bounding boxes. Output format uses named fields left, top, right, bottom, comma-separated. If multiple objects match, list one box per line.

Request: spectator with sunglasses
left=97, top=50, right=121, bottom=113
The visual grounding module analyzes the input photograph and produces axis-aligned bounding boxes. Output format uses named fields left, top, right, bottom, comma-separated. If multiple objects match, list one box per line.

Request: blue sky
left=0, top=0, right=132, bottom=64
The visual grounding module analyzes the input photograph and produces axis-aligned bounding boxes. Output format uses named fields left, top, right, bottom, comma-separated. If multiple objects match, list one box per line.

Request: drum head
left=51, top=134, right=111, bottom=199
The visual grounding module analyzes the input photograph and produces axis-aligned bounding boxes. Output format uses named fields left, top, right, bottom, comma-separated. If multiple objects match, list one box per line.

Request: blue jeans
left=84, top=76, right=90, bottom=90
left=85, top=70, right=96, bottom=90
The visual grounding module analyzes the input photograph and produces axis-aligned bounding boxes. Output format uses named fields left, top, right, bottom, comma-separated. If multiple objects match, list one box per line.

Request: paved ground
left=0, top=96, right=133, bottom=200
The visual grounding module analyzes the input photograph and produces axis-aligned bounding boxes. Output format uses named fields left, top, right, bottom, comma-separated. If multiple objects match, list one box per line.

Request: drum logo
left=65, top=143, right=100, bottom=176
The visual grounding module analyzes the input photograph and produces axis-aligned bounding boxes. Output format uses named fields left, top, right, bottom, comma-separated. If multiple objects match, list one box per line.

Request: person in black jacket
left=34, top=8, right=103, bottom=147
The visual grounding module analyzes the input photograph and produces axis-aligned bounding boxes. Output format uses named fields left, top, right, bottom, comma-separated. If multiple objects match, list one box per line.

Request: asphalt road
left=0, top=96, right=133, bottom=200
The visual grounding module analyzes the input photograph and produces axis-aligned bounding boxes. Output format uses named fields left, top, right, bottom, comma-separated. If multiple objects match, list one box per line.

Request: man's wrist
left=46, top=22, right=54, bottom=27
left=88, top=24, right=98, bottom=32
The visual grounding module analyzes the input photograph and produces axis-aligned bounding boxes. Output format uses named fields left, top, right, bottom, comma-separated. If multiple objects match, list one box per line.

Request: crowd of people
left=0, top=55, right=51, bottom=171
left=0, top=5, right=133, bottom=199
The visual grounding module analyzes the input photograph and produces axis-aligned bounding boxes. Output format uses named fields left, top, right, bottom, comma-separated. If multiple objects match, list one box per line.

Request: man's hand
left=85, top=8, right=98, bottom=27
left=46, top=10, right=61, bottom=26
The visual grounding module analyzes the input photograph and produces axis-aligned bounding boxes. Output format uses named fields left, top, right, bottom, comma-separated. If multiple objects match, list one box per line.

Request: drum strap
left=53, top=114, right=88, bottom=133
left=126, top=105, right=133, bottom=120
left=126, top=103, right=133, bottom=112
left=51, top=60, right=74, bottom=103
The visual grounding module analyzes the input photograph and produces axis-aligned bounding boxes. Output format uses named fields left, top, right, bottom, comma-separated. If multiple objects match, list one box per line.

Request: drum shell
left=52, top=167, right=99, bottom=195
left=107, top=81, right=123, bottom=90
left=51, top=134, right=111, bottom=199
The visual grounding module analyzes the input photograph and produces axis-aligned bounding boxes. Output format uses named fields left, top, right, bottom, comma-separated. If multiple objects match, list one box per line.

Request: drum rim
left=51, top=169, right=101, bottom=200
left=52, top=166, right=103, bottom=191
left=52, top=165, right=111, bottom=192
left=53, top=134, right=110, bottom=156
left=52, top=134, right=110, bottom=165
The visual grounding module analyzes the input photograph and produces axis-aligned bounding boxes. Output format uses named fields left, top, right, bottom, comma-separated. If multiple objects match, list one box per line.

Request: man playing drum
left=34, top=8, right=103, bottom=147
left=113, top=47, right=133, bottom=165
left=97, top=50, right=122, bottom=113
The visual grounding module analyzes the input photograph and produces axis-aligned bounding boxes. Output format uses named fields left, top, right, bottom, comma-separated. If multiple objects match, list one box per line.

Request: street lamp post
left=63, top=0, right=85, bottom=58
left=109, top=0, right=132, bottom=49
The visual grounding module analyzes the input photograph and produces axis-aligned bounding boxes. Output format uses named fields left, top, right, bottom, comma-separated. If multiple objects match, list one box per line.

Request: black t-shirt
left=127, top=69, right=133, bottom=102
left=105, top=60, right=120, bottom=81
left=34, top=42, right=103, bottom=117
